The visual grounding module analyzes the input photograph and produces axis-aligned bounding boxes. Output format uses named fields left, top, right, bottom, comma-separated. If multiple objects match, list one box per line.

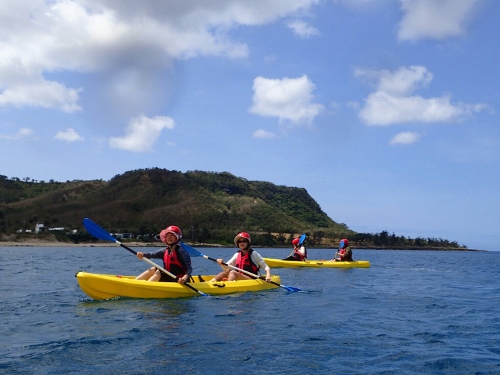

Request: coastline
left=0, top=241, right=159, bottom=247
left=0, top=240, right=485, bottom=251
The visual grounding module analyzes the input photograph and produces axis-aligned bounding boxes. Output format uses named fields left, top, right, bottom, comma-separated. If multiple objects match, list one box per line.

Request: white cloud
left=390, top=131, right=421, bottom=145
left=109, top=114, right=175, bottom=152
left=249, top=75, right=324, bottom=126
left=253, top=129, right=278, bottom=139
left=355, top=66, right=487, bottom=126
left=0, top=81, right=81, bottom=112
left=55, top=128, right=84, bottom=142
left=0, top=127, right=36, bottom=140
left=286, top=20, right=319, bottom=38
left=398, top=0, right=478, bottom=41
left=0, top=0, right=319, bottom=112
left=374, top=65, right=432, bottom=96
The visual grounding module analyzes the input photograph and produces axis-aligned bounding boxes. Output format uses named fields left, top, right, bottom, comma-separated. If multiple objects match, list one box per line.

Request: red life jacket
left=338, top=248, right=353, bottom=261
left=163, top=245, right=188, bottom=278
left=235, top=249, right=259, bottom=274
left=293, top=247, right=307, bottom=261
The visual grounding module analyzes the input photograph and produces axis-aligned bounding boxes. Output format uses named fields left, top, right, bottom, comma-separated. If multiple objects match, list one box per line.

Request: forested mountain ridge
left=0, top=168, right=352, bottom=246
left=0, top=168, right=467, bottom=249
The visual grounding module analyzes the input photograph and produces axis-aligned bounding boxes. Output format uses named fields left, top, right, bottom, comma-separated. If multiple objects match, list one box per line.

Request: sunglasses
left=237, top=240, right=248, bottom=244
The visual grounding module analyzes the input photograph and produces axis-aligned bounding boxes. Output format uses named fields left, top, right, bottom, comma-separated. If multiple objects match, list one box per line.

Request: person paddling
left=283, top=237, right=307, bottom=261
left=135, top=225, right=192, bottom=283
left=210, top=232, right=272, bottom=282
left=332, top=238, right=353, bottom=261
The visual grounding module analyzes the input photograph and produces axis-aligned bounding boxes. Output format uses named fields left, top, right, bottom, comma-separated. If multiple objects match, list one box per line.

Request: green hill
left=0, top=168, right=352, bottom=246
left=0, top=168, right=467, bottom=249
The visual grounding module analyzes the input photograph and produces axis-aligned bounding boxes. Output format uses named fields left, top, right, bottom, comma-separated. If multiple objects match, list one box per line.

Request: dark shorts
left=158, top=270, right=192, bottom=283
left=158, top=271, right=177, bottom=282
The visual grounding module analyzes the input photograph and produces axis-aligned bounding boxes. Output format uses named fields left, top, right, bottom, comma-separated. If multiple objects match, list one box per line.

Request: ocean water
left=1, top=246, right=499, bottom=375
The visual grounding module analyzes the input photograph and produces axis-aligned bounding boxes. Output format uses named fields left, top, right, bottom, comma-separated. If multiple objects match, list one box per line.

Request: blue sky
left=1, top=0, right=499, bottom=251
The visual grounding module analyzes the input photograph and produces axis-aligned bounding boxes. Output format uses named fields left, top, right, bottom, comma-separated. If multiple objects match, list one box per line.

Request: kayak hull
left=263, top=258, right=371, bottom=268
left=76, top=272, right=281, bottom=300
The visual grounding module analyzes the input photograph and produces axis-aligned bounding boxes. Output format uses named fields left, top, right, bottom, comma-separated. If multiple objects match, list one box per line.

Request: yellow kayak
left=263, top=258, right=371, bottom=268
left=76, top=271, right=281, bottom=300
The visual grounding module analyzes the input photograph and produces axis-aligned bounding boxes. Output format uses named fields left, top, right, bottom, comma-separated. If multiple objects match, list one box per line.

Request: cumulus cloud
left=0, top=82, right=81, bottom=112
left=398, top=0, right=478, bottom=41
left=286, top=20, right=320, bottom=38
left=55, top=128, right=84, bottom=142
left=253, top=129, right=278, bottom=139
left=0, top=0, right=318, bottom=113
left=249, top=75, right=324, bottom=126
left=0, top=128, right=36, bottom=140
left=109, top=114, right=175, bottom=152
left=355, top=66, right=486, bottom=126
left=390, top=131, right=421, bottom=145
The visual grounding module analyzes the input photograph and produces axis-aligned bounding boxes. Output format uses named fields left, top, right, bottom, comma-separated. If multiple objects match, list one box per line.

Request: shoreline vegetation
left=0, top=239, right=484, bottom=251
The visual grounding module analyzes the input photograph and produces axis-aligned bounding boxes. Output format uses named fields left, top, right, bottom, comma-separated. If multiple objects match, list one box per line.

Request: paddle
left=82, top=218, right=208, bottom=297
left=181, top=242, right=302, bottom=292
left=298, top=233, right=306, bottom=245
left=298, top=233, right=307, bottom=261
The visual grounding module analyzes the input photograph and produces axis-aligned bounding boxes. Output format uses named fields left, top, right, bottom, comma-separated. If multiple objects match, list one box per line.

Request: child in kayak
left=332, top=238, right=353, bottom=261
left=135, top=225, right=192, bottom=283
left=282, top=237, right=307, bottom=261
left=210, top=232, right=272, bottom=282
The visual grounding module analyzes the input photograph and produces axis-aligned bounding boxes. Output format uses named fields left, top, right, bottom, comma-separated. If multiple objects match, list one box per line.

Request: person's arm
left=138, top=249, right=165, bottom=260
left=338, top=248, right=351, bottom=261
left=331, top=249, right=340, bottom=261
left=299, top=246, right=306, bottom=256
left=252, top=252, right=271, bottom=282
left=216, top=253, right=237, bottom=270
left=225, top=253, right=238, bottom=266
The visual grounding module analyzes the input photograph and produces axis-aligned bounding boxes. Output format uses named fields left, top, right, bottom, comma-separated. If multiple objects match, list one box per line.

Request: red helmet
left=160, top=225, right=182, bottom=242
left=292, top=238, right=300, bottom=245
left=339, top=238, right=349, bottom=248
left=234, top=232, right=251, bottom=246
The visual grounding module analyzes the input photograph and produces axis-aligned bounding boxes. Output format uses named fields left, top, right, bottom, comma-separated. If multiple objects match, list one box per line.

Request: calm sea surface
left=1, top=247, right=499, bottom=374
